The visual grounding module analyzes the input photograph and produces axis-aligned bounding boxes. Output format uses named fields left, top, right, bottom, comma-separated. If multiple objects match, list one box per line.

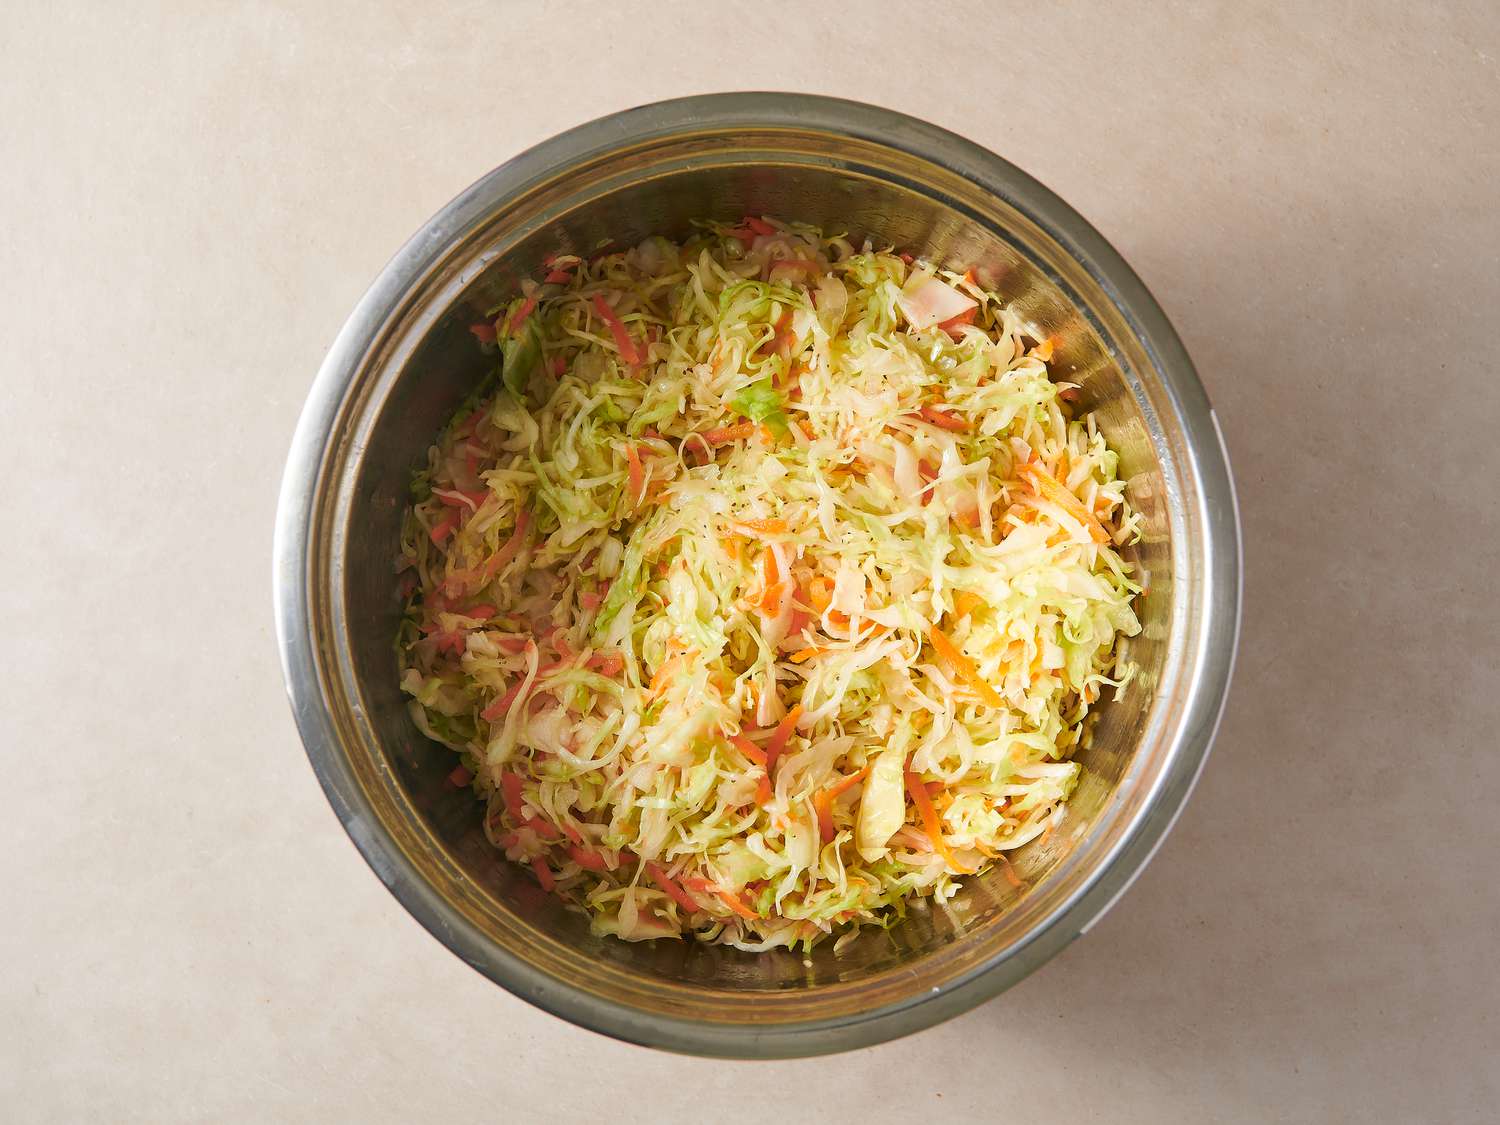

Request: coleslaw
left=397, top=217, right=1141, bottom=950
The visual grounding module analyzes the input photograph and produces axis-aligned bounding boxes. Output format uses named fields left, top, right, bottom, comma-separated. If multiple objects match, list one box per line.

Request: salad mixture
left=397, top=218, right=1141, bottom=950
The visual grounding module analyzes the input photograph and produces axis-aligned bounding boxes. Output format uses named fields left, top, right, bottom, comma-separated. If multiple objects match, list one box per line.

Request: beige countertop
left=4, top=3, right=1497, bottom=1121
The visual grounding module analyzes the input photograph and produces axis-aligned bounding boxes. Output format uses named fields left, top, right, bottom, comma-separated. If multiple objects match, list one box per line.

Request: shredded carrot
left=953, top=590, right=985, bottom=620
left=1031, top=337, right=1055, bottom=362
left=500, top=772, right=526, bottom=822
left=731, top=517, right=787, bottom=534
left=813, top=789, right=835, bottom=843
left=649, top=654, right=686, bottom=696
left=825, top=765, right=869, bottom=800
left=703, top=421, right=757, bottom=445
left=591, top=294, right=641, bottom=367
left=434, top=488, right=490, bottom=510
left=646, top=863, right=701, bottom=914
left=568, top=846, right=609, bottom=871
left=716, top=888, right=760, bottom=920
left=443, top=510, right=532, bottom=596
left=1017, top=462, right=1110, bottom=545
left=730, top=732, right=767, bottom=767
left=542, top=267, right=574, bottom=284
left=905, top=770, right=972, bottom=874
left=926, top=624, right=1004, bottom=708
left=813, top=765, right=870, bottom=841
left=997, top=852, right=1024, bottom=889
left=758, top=581, right=787, bottom=615
left=788, top=647, right=822, bottom=664
left=481, top=679, right=526, bottom=722
left=755, top=774, right=773, bottom=806
left=807, top=575, right=833, bottom=612
left=762, top=547, right=780, bottom=591
left=920, top=405, right=970, bottom=431
left=587, top=651, right=625, bottom=677
left=521, top=817, right=560, bottom=842
left=530, top=856, right=555, bottom=891
left=506, top=294, right=538, bottom=335
left=625, top=442, right=646, bottom=505
left=453, top=407, right=488, bottom=438
left=763, top=704, right=802, bottom=775
left=428, top=510, right=460, bottom=545
left=936, top=306, right=977, bottom=336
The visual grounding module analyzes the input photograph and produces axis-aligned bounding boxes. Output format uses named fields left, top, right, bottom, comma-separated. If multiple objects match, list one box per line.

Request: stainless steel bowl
left=273, top=93, right=1240, bottom=1057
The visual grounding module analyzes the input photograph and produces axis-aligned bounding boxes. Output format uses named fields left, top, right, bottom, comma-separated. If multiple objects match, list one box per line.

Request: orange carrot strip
left=953, top=591, right=985, bottom=620
left=755, top=774, right=773, bottom=806
left=997, top=852, right=1024, bottom=889
left=591, top=294, right=641, bottom=367
left=937, top=306, right=978, bottom=337
left=732, top=517, right=787, bottom=534
left=905, top=770, right=972, bottom=874
left=702, top=421, right=757, bottom=445
left=807, top=575, right=833, bottom=612
left=716, top=888, right=759, bottom=920
left=813, top=789, right=835, bottom=843
left=763, top=704, right=803, bottom=776
left=428, top=510, right=460, bottom=545
left=758, top=581, right=787, bottom=615
left=520, top=817, right=559, bottom=841
left=825, top=766, right=869, bottom=800
left=1018, top=462, right=1110, bottom=545
left=812, top=766, right=870, bottom=843
left=920, top=405, right=970, bottom=431
left=434, top=488, right=491, bottom=510
left=500, top=772, right=526, bottom=821
left=506, top=294, right=538, bottom=334
left=481, top=679, right=527, bottom=722
left=647, top=863, right=701, bottom=914
left=648, top=655, right=685, bottom=696
left=568, top=845, right=609, bottom=872
left=586, top=651, right=625, bottom=677
left=926, top=625, right=1004, bottom=708
left=443, top=510, right=532, bottom=597
left=730, top=733, right=767, bottom=767
left=625, top=443, right=646, bottom=505
left=530, top=856, right=555, bottom=892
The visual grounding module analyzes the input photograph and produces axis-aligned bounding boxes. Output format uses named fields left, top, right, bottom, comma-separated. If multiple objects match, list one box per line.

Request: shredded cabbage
left=396, top=219, right=1141, bottom=951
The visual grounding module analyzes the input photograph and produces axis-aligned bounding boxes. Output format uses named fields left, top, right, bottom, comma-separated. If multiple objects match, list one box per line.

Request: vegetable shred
left=399, top=219, right=1141, bottom=950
